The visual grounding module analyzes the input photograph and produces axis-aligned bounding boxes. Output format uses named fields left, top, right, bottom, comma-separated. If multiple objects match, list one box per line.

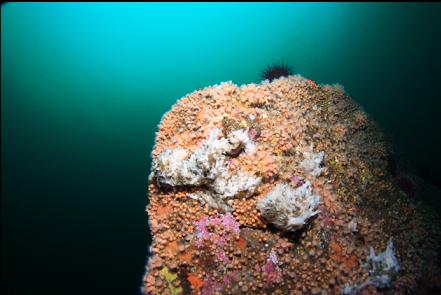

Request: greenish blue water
left=2, top=3, right=441, bottom=294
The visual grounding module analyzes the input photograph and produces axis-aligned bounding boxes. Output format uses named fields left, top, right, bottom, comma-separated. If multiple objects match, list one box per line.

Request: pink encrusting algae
left=194, top=213, right=241, bottom=248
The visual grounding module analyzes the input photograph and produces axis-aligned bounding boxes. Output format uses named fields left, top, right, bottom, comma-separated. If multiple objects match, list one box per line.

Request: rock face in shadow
left=142, top=76, right=441, bottom=295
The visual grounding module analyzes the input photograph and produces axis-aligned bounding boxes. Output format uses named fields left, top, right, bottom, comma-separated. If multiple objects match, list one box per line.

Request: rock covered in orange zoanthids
left=142, top=75, right=441, bottom=295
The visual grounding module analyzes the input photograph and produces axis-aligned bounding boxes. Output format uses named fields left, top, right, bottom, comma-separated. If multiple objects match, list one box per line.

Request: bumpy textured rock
left=142, top=76, right=441, bottom=295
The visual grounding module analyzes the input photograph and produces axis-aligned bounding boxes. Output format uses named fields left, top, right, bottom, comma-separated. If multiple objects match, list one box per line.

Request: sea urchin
left=260, top=61, right=292, bottom=82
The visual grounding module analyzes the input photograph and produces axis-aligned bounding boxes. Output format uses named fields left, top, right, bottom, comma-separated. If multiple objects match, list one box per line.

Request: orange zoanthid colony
left=142, top=75, right=441, bottom=295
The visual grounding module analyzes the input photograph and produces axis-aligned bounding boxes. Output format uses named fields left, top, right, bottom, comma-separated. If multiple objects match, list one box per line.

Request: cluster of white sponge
left=152, top=128, right=260, bottom=211
left=366, top=239, right=400, bottom=288
left=343, top=240, right=400, bottom=294
left=256, top=181, right=321, bottom=231
left=299, top=145, right=325, bottom=177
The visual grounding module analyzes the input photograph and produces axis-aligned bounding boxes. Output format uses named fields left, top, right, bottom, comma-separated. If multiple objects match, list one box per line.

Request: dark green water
left=2, top=3, right=441, bottom=295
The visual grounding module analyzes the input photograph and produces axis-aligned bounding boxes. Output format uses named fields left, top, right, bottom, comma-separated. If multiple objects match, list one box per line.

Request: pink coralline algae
left=217, top=249, right=230, bottom=264
left=290, top=175, right=304, bottom=187
left=222, top=271, right=238, bottom=286
left=261, top=249, right=283, bottom=285
left=248, top=126, right=260, bottom=140
left=194, top=213, right=241, bottom=248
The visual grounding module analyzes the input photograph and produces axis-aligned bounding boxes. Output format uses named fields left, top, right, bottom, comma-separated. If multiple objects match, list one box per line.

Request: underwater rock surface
left=142, top=76, right=441, bottom=294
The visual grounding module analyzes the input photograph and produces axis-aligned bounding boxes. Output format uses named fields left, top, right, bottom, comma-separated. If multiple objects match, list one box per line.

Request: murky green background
left=2, top=3, right=440, bottom=294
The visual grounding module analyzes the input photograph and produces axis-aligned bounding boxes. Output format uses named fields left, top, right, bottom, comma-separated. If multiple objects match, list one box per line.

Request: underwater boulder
left=142, top=76, right=441, bottom=294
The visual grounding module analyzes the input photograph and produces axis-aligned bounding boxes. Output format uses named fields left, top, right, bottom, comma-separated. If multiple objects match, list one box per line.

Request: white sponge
left=256, top=181, right=321, bottom=231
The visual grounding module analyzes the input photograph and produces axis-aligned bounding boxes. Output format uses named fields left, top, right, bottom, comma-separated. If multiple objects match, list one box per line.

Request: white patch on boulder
left=366, top=239, right=400, bottom=288
left=343, top=239, right=400, bottom=294
left=300, top=145, right=325, bottom=177
left=256, top=181, right=321, bottom=231
left=212, top=171, right=261, bottom=199
left=152, top=128, right=261, bottom=211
